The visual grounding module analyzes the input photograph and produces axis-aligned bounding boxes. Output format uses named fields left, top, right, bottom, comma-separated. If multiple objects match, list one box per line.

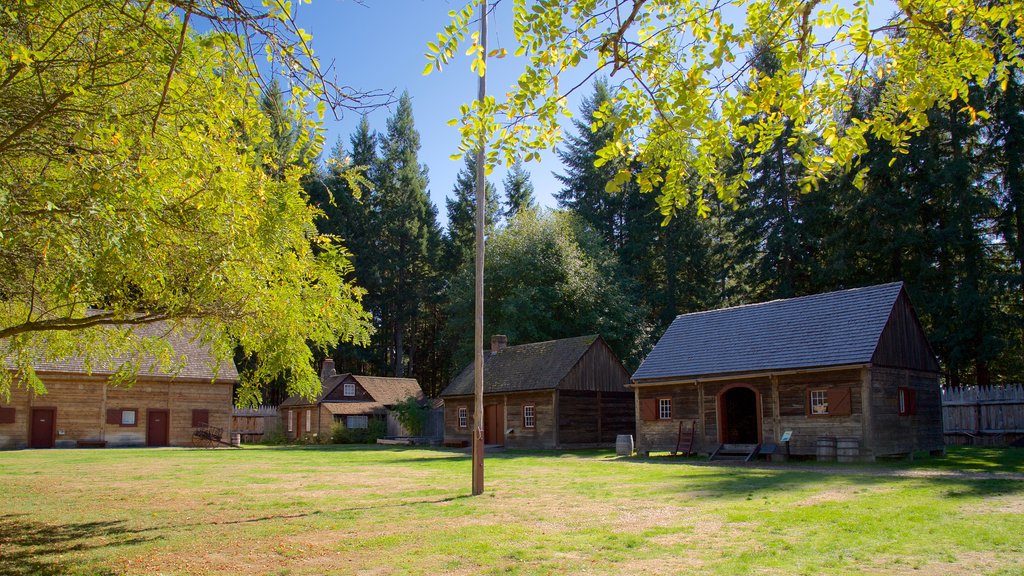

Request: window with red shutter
left=106, top=408, right=122, bottom=425
left=898, top=388, right=917, bottom=416
left=640, top=398, right=658, bottom=421
left=0, top=407, right=14, bottom=424
left=192, top=409, right=210, bottom=427
left=827, top=388, right=853, bottom=416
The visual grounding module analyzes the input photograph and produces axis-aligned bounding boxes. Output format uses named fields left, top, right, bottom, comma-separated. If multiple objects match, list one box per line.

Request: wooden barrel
left=230, top=433, right=241, bottom=447
left=615, top=434, right=634, bottom=456
left=836, top=437, right=860, bottom=463
left=816, top=436, right=836, bottom=461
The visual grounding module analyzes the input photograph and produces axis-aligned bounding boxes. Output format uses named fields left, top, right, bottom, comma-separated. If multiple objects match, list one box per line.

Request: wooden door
left=484, top=404, right=504, bottom=445
left=146, top=409, right=170, bottom=447
left=29, top=408, right=56, bottom=449
left=295, top=410, right=303, bottom=439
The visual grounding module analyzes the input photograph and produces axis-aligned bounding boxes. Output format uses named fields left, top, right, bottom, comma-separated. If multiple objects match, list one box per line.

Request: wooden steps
left=708, top=443, right=761, bottom=462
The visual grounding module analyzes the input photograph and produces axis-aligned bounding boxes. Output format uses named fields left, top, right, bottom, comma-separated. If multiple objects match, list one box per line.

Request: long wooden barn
left=631, top=282, right=944, bottom=460
left=441, top=335, right=634, bottom=449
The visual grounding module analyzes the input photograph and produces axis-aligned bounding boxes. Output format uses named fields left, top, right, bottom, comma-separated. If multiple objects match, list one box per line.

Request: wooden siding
left=774, top=369, right=863, bottom=455
left=943, top=385, right=1024, bottom=443
left=871, top=292, right=941, bottom=373
left=868, top=366, right=943, bottom=455
left=444, top=392, right=558, bottom=449
left=0, top=374, right=232, bottom=449
left=323, top=375, right=375, bottom=402
left=559, top=338, right=632, bottom=392
left=557, top=390, right=634, bottom=445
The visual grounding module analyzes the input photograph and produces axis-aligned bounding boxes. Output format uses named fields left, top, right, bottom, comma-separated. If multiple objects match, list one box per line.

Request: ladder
left=673, top=420, right=697, bottom=456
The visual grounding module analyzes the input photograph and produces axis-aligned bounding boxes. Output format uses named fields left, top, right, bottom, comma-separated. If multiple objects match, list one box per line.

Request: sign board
left=780, top=430, right=793, bottom=442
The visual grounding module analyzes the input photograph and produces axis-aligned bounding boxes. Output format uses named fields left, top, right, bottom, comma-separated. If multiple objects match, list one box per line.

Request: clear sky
left=291, top=0, right=589, bottom=229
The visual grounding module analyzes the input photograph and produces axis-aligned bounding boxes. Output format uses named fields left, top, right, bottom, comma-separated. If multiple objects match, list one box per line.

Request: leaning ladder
left=673, top=420, right=697, bottom=456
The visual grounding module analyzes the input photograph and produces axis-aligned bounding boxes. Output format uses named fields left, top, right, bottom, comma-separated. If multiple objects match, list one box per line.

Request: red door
left=30, top=408, right=56, bottom=448
left=147, top=409, right=170, bottom=446
left=484, top=404, right=504, bottom=445
left=295, top=410, right=303, bottom=439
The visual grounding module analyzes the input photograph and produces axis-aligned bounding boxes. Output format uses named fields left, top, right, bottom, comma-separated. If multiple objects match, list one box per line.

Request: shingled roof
left=633, top=282, right=907, bottom=382
left=20, top=320, right=238, bottom=382
left=280, top=373, right=422, bottom=407
left=440, top=335, right=600, bottom=397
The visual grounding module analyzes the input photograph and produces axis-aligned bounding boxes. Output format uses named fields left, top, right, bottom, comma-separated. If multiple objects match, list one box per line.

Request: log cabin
left=280, top=360, right=423, bottom=441
left=0, top=323, right=237, bottom=449
left=441, top=335, right=634, bottom=449
left=631, top=282, right=944, bottom=460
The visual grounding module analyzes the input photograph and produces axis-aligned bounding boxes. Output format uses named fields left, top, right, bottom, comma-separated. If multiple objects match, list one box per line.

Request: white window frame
left=523, top=404, right=535, bottom=428
left=343, top=382, right=356, bottom=397
left=121, top=409, right=136, bottom=426
left=810, top=389, right=829, bottom=415
left=347, top=415, right=369, bottom=429
left=305, top=409, right=312, bottom=432
left=288, top=410, right=294, bottom=432
left=458, top=406, right=467, bottom=428
left=658, top=398, right=672, bottom=420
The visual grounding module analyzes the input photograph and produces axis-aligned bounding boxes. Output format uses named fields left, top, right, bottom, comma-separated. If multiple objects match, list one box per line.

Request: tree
left=445, top=153, right=500, bottom=274
left=373, top=92, right=441, bottom=378
left=447, top=210, right=650, bottom=370
left=0, top=1, right=373, bottom=402
left=429, top=0, right=1023, bottom=219
left=502, top=160, right=536, bottom=220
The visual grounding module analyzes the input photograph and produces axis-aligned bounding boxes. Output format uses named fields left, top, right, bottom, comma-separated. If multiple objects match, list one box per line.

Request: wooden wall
left=560, top=338, right=632, bottom=393
left=869, top=366, right=943, bottom=455
left=443, top=392, right=558, bottom=449
left=774, top=369, right=863, bottom=455
left=872, top=293, right=942, bottom=372
left=557, top=390, right=634, bottom=445
left=0, top=374, right=233, bottom=449
left=943, top=385, right=1024, bottom=445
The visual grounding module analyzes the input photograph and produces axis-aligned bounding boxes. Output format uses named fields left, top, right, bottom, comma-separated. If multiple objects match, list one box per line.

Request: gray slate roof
left=24, top=320, right=238, bottom=382
left=441, top=335, right=598, bottom=397
left=632, top=283, right=905, bottom=382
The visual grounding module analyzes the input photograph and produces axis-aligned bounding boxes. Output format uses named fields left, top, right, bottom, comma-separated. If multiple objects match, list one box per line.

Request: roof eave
left=630, top=362, right=872, bottom=387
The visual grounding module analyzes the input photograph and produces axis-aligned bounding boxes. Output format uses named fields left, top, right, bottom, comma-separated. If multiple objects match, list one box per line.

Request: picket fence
left=942, top=385, right=1024, bottom=445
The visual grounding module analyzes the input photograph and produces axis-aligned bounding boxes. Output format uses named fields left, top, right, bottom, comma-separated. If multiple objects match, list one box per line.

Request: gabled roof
left=440, top=335, right=599, bottom=397
left=17, top=320, right=238, bottom=382
left=633, top=282, right=909, bottom=382
left=281, top=373, right=422, bottom=407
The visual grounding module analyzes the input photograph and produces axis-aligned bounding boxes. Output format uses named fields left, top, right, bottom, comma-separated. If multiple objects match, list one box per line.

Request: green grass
left=1, top=446, right=1022, bottom=575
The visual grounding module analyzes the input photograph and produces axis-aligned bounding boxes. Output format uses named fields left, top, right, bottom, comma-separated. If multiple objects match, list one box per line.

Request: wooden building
left=441, top=335, right=634, bottom=449
left=631, top=282, right=944, bottom=460
left=0, top=323, right=237, bottom=449
left=280, top=360, right=423, bottom=441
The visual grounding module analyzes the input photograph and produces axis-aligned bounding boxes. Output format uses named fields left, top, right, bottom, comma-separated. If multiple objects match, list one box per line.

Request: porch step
left=709, top=443, right=761, bottom=462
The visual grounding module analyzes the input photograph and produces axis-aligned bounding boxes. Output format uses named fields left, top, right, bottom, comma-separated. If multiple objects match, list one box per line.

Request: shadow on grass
left=0, top=513, right=151, bottom=576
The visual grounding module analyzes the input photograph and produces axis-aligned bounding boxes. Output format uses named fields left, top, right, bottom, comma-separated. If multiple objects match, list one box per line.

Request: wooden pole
left=471, top=0, right=487, bottom=497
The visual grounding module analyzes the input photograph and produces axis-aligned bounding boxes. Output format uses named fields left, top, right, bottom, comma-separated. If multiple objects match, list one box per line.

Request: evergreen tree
left=373, top=92, right=441, bottom=378
left=444, top=153, right=499, bottom=274
left=503, top=160, right=536, bottom=220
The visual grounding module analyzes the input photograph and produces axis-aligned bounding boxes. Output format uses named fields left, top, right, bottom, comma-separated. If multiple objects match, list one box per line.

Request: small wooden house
left=280, top=360, right=423, bottom=441
left=441, top=335, right=634, bottom=449
left=0, top=323, right=237, bottom=449
left=631, top=282, right=943, bottom=460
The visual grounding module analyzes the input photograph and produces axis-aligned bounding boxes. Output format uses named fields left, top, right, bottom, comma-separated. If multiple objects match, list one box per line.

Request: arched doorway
left=719, top=386, right=760, bottom=444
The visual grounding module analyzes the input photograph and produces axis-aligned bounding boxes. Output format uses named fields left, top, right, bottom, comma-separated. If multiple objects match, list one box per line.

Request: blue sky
left=291, top=0, right=589, bottom=228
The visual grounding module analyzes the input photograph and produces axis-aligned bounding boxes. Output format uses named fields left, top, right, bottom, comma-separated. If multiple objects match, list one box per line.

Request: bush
left=331, top=418, right=386, bottom=444
left=261, top=422, right=288, bottom=445
left=391, top=396, right=429, bottom=437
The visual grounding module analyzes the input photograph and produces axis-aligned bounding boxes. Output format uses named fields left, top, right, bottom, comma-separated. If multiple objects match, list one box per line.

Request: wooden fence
left=231, top=406, right=280, bottom=443
left=942, top=385, right=1024, bottom=446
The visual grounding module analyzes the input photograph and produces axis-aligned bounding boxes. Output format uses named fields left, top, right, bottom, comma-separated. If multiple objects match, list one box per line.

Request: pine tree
left=373, top=92, right=441, bottom=378
left=503, top=160, right=536, bottom=220
left=444, top=153, right=499, bottom=274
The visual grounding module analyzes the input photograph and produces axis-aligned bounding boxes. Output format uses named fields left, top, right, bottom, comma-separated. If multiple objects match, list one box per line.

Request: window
left=120, top=409, right=137, bottom=426
left=810, top=390, right=829, bottom=415
left=343, top=382, right=356, bottom=397
left=658, top=398, right=672, bottom=420
left=305, top=409, right=312, bottom=432
left=288, top=410, right=294, bottom=432
left=898, top=387, right=917, bottom=416
left=458, top=406, right=468, bottom=428
left=347, top=415, right=369, bottom=429
left=523, top=404, right=535, bottom=429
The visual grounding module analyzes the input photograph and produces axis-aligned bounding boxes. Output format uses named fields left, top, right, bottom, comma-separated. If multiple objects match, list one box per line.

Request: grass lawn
left=1, top=446, right=1023, bottom=575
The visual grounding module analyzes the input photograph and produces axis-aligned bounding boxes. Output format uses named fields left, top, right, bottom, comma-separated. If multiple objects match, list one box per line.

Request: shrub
left=331, top=418, right=387, bottom=444
left=391, top=396, right=429, bottom=437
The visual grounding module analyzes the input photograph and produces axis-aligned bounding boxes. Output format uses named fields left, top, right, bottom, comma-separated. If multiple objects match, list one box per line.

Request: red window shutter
left=192, top=409, right=210, bottom=427
left=908, top=389, right=917, bottom=415
left=827, top=388, right=852, bottom=416
left=0, top=407, right=15, bottom=424
left=106, top=409, right=121, bottom=425
left=640, top=398, right=658, bottom=422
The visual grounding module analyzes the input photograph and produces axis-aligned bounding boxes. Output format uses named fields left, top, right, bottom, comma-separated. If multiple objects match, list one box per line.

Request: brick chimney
left=320, top=358, right=336, bottom=381
left=491, top=335, right=508, bottom=353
